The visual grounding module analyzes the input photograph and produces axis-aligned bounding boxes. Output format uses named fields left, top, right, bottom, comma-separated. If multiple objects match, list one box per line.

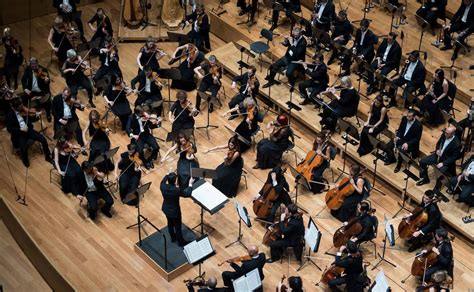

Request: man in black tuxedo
left=328, top=241, right=365, bottom=292
left=367, top=32, right=402, bottom=95
left=387, top=51, right=426, bottom=107
left=185, top=4, right=211, bottom=51
left=406, top=190, right=443, bottom=251
left=424, top=228, right=453, bottom=280
left=416, top=0, right=447, bottom=32
left=131, top=66, right=163, bottom=115
left=221, top=245, right=266, bottom=291
left=126, top=105, right=161, bottom=170
left=417, top=126, right=461, bottom=186
left=441, top=0, right=474, bottom=58
left=327, top=10, right=353, bottom=65
left=270, top=0, right=301, bottom=31
left=312, top=0, right=336, bottom=32
left=263, top=27, right=306, bottom=89
left=350, top=201, right=377, bottom=245
left=160, top=172, right=193, bottom=246
left=384, top=109, right=423, bottom=172
left=186, top=277, right=226, bottom=292
left=228, top=65, right=259, bottom=119
left=352, top=19, right=377, bottom=64
left=448, top=155, right=474, bottom=206
left=6, top=99, right=52, bottom=167
left=21, top=58, right=52, bottom=122
left=298, top=53, right=329, bottom=105
left=266, top=204, right=305, bottom=263
left=53, top=0, right=87, bottom=43
left=51, top=87, right=85, bottom=147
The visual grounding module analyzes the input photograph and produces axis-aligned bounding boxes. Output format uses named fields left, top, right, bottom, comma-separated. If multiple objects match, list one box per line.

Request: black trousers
left=12, top=129, right=51, bottom=166
left=272, top=3, right=297, bottom=27
left=237, top=0, right=258, bottom=20
left=68, top=76, right=94, bottom=102
left=270, top=238, right=303, bottom=261
left=298, top=80, right=325, bottom=101
left=419, top=153, right=449, bottom=181
left=166, top=215, right=185, bottom=243
left=54, top=119, right=85, bottom=147
left=443, top=21, right=469, bottom=47
left=388, top=77, right=424, bottom=105
left=4, top=63, right=20, bottom=88
left=85, top=189, right=114, bottom=220
left=267, top=57, right=303, bottom=86
left=416, top=6, right=439, bottom=28
left=368, top=61, right=396, bottom=88
left=328, top=276, right=346, bottom=291
left=385, top=139, right=417, bottom=168
left=228, top=92, right=247, bottom=114
left=135, top=134, right=159, bottom=164
left=119, top=173, right=141, bottom=204
left=196, top=80, right=220, bottom=110
left=450, top=176, right=474, bottom=205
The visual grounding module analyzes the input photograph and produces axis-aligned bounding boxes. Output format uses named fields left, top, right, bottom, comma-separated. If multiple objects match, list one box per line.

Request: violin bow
left=72, top=47, right=94, bottom=74
left=1, top=141, right=22, bottom=204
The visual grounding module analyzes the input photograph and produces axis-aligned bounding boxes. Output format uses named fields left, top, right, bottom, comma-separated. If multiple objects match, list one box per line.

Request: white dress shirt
left=462, top=4, right=472, bottom=23
left=63, top=99, right=72, bottom=119
left=145, top=77, right=151, bottom=93
left=403, top=119, right=414, bottom=136
left=403, top=61, right=418, bottom=81
left=31, top=74, right=41, bottom=92
left=15, top=111, right=27, bottom=129
left=360, top=30, right=367, bottom=46
left=317, top=3, right=327, bottom=23
left=440, top=136, right=455, bottom=155
left=84, top=172, right=97, bottom=192
left=383, top=43, right=393, bottom=63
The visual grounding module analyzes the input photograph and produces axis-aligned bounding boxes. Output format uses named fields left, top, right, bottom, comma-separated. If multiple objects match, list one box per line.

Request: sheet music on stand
left=191, top=180, right=229, bottom=214
left=232, top=268, right=262, bottom=292
left=183, top=235, right=216, bottom=265
left=304, top=217, right=322, bottom=252
left=384, top=215, right=395, bottom=246
left=235, top=201, right=251, bottom=227
left=369, top=270, right=390, bottom=292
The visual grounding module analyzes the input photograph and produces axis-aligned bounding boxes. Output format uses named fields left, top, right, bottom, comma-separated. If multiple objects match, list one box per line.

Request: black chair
left=250, top=29, right=273, bottom=72
left=447, top=80, right=457, bottom=118
left=358, top=215, right=379, bottom=258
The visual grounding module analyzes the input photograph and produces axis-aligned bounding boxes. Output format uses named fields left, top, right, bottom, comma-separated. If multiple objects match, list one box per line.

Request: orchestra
left=4, top=0, right=474, bottom=289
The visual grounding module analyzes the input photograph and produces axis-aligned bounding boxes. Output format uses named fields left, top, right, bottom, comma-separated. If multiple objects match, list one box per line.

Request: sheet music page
left=232, top=276, right=248, bottom=292
left=192, top=181, right=228, bottom=211
left=373, top=270, right=389, bottom=292
left=246, top=268, right=261, bottom=290
left=198, top=236, right=214, bottom=258
left=183, top=240, right=200, bottom=264
left=235, top=201, right=250, bottom=226
left=304, top=220, right=320, bottom=251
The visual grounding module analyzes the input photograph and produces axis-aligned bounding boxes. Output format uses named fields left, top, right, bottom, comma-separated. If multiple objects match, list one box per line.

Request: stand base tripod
left=225, top=219, right=247, bottom=249
left=192, top=207, right=215, bottom=235
left=16, top=195, right=27, bottom=206
left=297, top=248, right=322, bottom=271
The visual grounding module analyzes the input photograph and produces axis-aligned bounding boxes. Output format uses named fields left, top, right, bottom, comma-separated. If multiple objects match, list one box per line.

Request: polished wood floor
left=0, top=0, right=473, bottom=291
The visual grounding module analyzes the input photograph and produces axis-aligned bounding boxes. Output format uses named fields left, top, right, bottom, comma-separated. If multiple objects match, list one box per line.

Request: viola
left=19, top=105, right=41, bottom=117
left=210, top=64, right=221, bottom=85
left=398, top=197, right=442, bottom=240
left=296, top=138, right=329, bottom=183
left=94, top=120, right=108, bottom=132
left=332, top=209, right=376, bottom=248
left=217, top=254, right=252, bottom=266
left=182, top=141, right=195, bottom=156
left=325, top=170, right=365, bottom=210
left=246, top=105, right=256, bottom=130
left=63, top=143, right=84, bottom=154
left=187, top=44, right=198, bottom=66
left=253, top=182, right=280, bottom=219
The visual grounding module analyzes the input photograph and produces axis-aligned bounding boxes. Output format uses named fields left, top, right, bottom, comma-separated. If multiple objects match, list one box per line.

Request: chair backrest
left=447, top=80, right=457, bottom=101
left=261, top=29, right=273, bottom=42
left=371, top=215, right=379, bottom=237
left=257, top=109, right=266, bottom=123
left=328, top=146, right=337, bottom=160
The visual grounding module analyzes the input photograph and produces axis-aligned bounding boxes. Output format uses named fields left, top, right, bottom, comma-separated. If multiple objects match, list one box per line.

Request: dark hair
left=351, top=164, right=361, bottom=176
left=176, top=132, right=189, bottom=144
left=339, top=10, right=347, bottom=18
left=314, top=52, right=324, bottom=62
left=435, top=68, right=445, bottom=82
left=424, top=190, right=435, bottom=198
left=81, top=161, right=93, bottom=172
left=248, top=65, right=257, bottom=73
left=134, top=105, right=144, bottom=115
left=177, top=90, right=187, bottom=100
left=360, top=19, right=370, bottom=28
left=374, top=95, right=384, bottom=107
left=127, top=143, right=137, bottom=153
left=407, top=108, right=416, bottom=115
left=388, top=31, right=398, bottom=40
left=359, top=201, right=370, bottom=212
left=89, top=109, right=100, bottom=122
left=10, top=98, right=22, bottom=110
left=288, top=276, right=303, bottom=291
left=347, top=240, right=359, bottom=253
left=409, top=50, right=420, bottom=59
left=166, top=172, right=177, bottom=185
left=287, top=204, right=298, bottom=214
left=97, top=7, right=104, bottom=13
left=228, top=136, right=241, bottom=152
left=435, top=228, right=448, bottom=239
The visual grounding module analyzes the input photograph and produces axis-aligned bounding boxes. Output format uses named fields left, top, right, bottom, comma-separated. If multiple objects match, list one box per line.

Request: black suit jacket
left=396, top=117, right=423, bottom=155
left=21, top=65, right=50, bottom=93
left=284, top=36, right=306, bottom=62
left=334, top=88, right=360, bottom=117
left=420, top=202, right=442, bottom=235
left=131, top=71, right=161, bottom=94
left=125, top=114, right=158, bottom=136
left=313, top=2, right=336, bottom=26
left=306, top=63, right=329, bottom=85
left=423, top=0, right=447, bottom=19
left=452, top=2, right=474, bottom=30
left=160, top=176, right=192, bottom=218
left=5, top=109, right=38, bottom=146
left=435, top=135, right=461, bottom=167
left=401, top=61, right=426, bottom=88
left=354, top=29, right=376, bottom=61
left=376, top=39, right=402, bottom=70
left=335, top=253, right=364, bottom=287
left=436, top=240, right=453, bottom=269
left=232, top=72, right=260, bottom=96
left=279, top=215, right=305, bottom=245
left=52, top=93, right=79, bottom=122
left=186, top=12, right=210, bottom=33
left=229, top=253, right=266, bottom=281
left=356, top=213, right=376, bottom=243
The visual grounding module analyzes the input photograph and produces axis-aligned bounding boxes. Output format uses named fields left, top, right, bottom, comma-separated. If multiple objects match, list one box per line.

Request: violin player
left=221, top=245, right=266, bottom=291
left=52, top=87, right=86, bottom=147
left=114, top=143, right=142, bottom=205
left=194, top=55, right=222, bottom=112
left=21, top=58, right=53, bottom=122
left=228, top=65, right=260, bottom=120
left=184, top=4, right=211, bottom=51
left=186, top=276, right=226, bottom=292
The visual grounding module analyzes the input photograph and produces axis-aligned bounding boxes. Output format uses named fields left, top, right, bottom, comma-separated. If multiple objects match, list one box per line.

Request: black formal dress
left=385, top=117, right=423, bottom=168
left=2, top=36, right=23, bottom=89
left=126, top=114, right=160, bottom=168
left=53, top=0, right=85, bottom=39
left=138, top=47, right=161, bottom=72
left=105, top=85, right=132, bottom=131
left=62, top=60, right=94, bottom=103
left=88, top=13, right=113, bottom=42
left=259, top=173, right=292, bottom=223
left=328, top=253, right=364, bottom=292
left=228, top=73, right=260, bottom=113
left=177, top=143, right=199, bottom=190
left=160, top=176, right=193, bottom=245
left=357, top=104, right=389, bottom=156
left=307, top=145, right=332, bottom=194
left=320, top=88, right=360, bottom=131
left=50, top=26, right=73, bottom=64
left=269, top=215, right=305, bottom=261
left=222, top=253, right=266, bottom=290
left=171, top=51, right=205, bottom=91
left=94, top=46, right=122, bottom=86
left=421, top=80, right=450, bottom=126
left=118, top=151, right=141, bottom=205
left=195, top=63, right=222, bottom=111
left=331, top=177, right=370, bottom=222
left=87, top=123, right=114, bottom=172
left=213, top=152, right=244, bottom=197
left=234, top=106, right=259, bottom=153
left=170, top=100, right=195, bottom=133
left=256, top=127, right=293, bottom=169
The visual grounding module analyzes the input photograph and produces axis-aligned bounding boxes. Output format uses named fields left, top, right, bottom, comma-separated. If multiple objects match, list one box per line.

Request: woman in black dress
left=2, top=27, right=23, bottom=89
left=169, top=43, right=204, bottom=91
left=136, top=37, right=165, bottom=72
left=53, top=136, right=85, bottom=196
left=82, top=110, right=114, bottom=173
left=169, top=91, right=198, bottom=133
left=103, top=75, right=132, bottom=132
left=420, top=69, right=450, bottom=126
left=331, top=164, right=370, bottom=222
left=161, top=133, right=199, bottom=190
left=223, top=97, right=259, bottom=153
left=115, top=143, right=142, bottom=205
left=205, top=136, right=244, bottom=197
left=254, top=114, right=294, bottom=169
left=47, top=16, right=73, bottom=66
left=357, top=95, right=389, bottom=156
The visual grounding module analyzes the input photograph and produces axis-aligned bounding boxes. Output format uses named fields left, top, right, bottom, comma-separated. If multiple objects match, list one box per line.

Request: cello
left=262, top=211, right=302, bottom=246
left=253, top=182, right=280, bottom=220
left=296, top=134, right=329, bottom=183
left=333, top=208, right=376, bottom=248
left=398, top=197, right=442, bottom=240
left=325, top=170, right=365, bottom=210
left=123, top=0, right=144, bottom=29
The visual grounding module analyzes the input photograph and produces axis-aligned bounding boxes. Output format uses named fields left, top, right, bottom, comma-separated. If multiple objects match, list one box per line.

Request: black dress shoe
left=101, top=209, right=113, bottom=218
left=266, top=258, right=278, bottom=263
left=440, top=45, right=453, bottom=51
left=416, top=178, right=430, bottom=186
left=394, top=165, right=401, bottom=173
left=384, top=159, right=396, bottom=166
left=262, top=81, right=274, bottom=88
left=299, top=99, right=310, bottom=105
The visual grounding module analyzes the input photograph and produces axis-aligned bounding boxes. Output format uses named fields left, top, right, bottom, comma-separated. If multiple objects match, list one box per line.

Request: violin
left=225, top=149, right=236, bottom=166
left=210, top=64, right=221, bottom=85
left=182, top=141, right=195, bottom=156
left=94, top=120, right=109, bottom=132
left=183, top=278, right=206, bottom=287
left=66, top=98, right=86, bottom=111
left=172, top=100, right=199, bottom=122
left=63, top=143, right=84, bottom=155
left=325, top=170, right=365, bottom=210
left=187, top=44, right=198, bottom=66
left=246, top=105, right=256, bottom=130
left=129, top=152, right=144, bottom=171
left=19, top=105, right=42, bottom=117
left=398, top=197, right=442, bottom=240
left=34, top=67, right=50, bottom=82
left=217, top=254, right=252, bottom=266
left=333, top=208, right=376, bottom=248
left=296, top=136, right=329, bottom=183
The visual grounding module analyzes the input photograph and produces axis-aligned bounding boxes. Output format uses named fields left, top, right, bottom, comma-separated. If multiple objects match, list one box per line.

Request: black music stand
left=414, top=15, right=429, bottom=56
left=157, top=68, right=181, bottom=112
left=55, top=120, right=80, bottom=142
left=372, top=214, right=397, bottom=270
left=233, top=42, right=256, bottom=75
left=196, top=91, right=219, bottom=140
left=286, top=164, right=309, bottom=214
left=432, top=166, right=451, bottom=192
left=141, top=1, right=158, bottom=30
left=92, top=146, right=119, bottom=170
left=225, top=201, right=251, bottom=250
left=367, top=134, right=387, bottom=195
left=386, top=3, right=399, bottom=32
left=167, top=31, right=189, bottom=45
left=336, top=119, right=360, bottom=180
left=392, top=151, right=419, bottom=218
left=125, top=182, right=152, bottom=230
left=224, top=125, right=251, bottom=147
left=286, top=87, right=301, bottom=126
left=166, top=128, right=194, bottom=142
left=298, top=217, right=322, bottom=271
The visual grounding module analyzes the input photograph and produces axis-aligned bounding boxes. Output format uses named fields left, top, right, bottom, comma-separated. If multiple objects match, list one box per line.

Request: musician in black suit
left=349, top=201, right=377, bottom=245
left=416, top=0, right=447, bottom=32
left=328, top=241, right=365, bottom=292
left=448, top=155, right=474, bottom=206
left=267, top=204, right=305, bottom=263
left=221, top=245, right=266, bottom=291
left=441, top=0, right=474, bottom=57
left=417, top=126, right=461, bottom=186
left=126, top=105, right=161, bottom=170
left=312, top=0, right=336, bottom=32
left=352, top=19, right=376, bottom=64
left=228, top=65, right=259, bottom=120
left=270, top=0, right=301, bottom=31
left=367, top=32, right=402, bottom=95
left=263, top=27, right=306, bottom=89
left=87, top=8, right=113, bottom=43
left=185, top=4, right=211, bottom=51
left=21, top=58, right=52, bottom=121
left=320, top=76, right=360, bottom=132
left=94, top=36, right=122, bottom=94
left=406, top=190, right=443, bottom=252
left=237, top=0, right=258, bottom=23
left=424, top=228, right=454, bottom=280
left=78, top=161, right=114, bottom=220
left=298, top=53, right=329, bottom=105
left=6, top=99, right=52, bottom=167
left=194, top=55, right=223, bottom=112
left=384, top=109, right=423, bottom=172
left=186, top=277, right=226, bottom=292
left=160, top=172, right=193, bottom=246
left=115, top=143, right=142, bottom=205
left=130, top=66, right=163, bottom=115
left=53, top=0, right=87, bottom=43
left=51, top=87, right=85, bottom=147
left=387, top=51, right=426, bottom=108
left=327, top=10, right=353, bottom=65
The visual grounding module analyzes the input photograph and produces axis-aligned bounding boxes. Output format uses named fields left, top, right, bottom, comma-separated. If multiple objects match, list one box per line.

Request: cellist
left=330, top=164, right=369, bottom=222
left=420, top=228, right=453, bottom=282
left=405, top=190, right=443, bottom=252
left=298, top=132, right=332, bottom=194
left=327, top=241, right=365, bottom=292
left=345, top=201, right=377, bottom=245
left=257, top=167, right=292, bottom=223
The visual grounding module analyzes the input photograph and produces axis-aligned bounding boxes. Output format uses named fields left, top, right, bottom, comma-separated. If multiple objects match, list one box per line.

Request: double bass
left=332, top=208, right=376, bottom=248
left=296, top=135, right=329, bottom=183
left=398, top=197, right=442, bottom=240
left=123, top=0, right=144, bottom=29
